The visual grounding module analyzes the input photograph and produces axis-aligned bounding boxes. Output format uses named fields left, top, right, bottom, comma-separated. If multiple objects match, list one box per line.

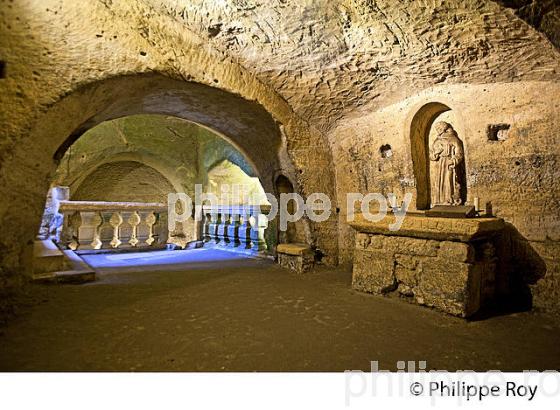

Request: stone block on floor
left=277, top=243, right=314, bottom=273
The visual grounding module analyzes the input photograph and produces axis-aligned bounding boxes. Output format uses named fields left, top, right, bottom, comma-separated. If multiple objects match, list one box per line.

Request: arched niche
left=275, top=174, right=298, bottom=244
left=409, top=102, right=466, bottom=210
left=273, top=173, right=313, bottom=248
left=55, top=151, right=186, bottom=197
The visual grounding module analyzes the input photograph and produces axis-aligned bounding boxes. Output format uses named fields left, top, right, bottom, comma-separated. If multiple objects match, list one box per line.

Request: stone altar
left=349, top=213, right=505, bottom=317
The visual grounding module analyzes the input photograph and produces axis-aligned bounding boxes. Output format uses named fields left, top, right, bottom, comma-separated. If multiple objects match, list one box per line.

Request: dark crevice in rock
left=492, top=0, right=560, bottom=49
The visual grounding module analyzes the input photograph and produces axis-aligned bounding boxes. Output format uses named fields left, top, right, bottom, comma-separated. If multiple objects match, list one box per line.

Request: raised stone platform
left=33, top=240, right=66, bottom=274
left=32, top=240, right=95, bottom=284
left=277, top=243, right=314, bottom=273
left=349, top=213, right=505, bottom=317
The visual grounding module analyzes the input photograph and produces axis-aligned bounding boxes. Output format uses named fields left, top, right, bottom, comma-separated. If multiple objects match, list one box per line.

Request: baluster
left=193, top=205, right=204, bottom=244
left=227, top=209, right=241, bottom=248
left=212, top=211, right=220, bottom=243
left=62, top=211, right=82, bottom=250
left=60, top=211, right=73, bottom=248
left=157, top=212, right=168, bottom=245
left=68, top=211, right=82, bottom=250
left=203, top=211, right=211, bottom=242
left=100, top=211, right=115, bottom=247
left=109, top=212, right=123, bottom=248
left=218, top=210, right=230, bottom=246
left=250, top=207, right=268, bottom=252
left=216, top=210, right=224, bottom=244
left=238, top=208, right=252, bottom=249
left=90, top=212, right=103, bottom=249
left=145, top=212, right=157, bottom=245
left=128, top=211, right=141, bottom=247
left=208, top=210, right=220, bottom=244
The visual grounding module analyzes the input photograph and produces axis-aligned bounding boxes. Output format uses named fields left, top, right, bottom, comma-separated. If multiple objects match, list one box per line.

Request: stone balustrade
left=202, top=204, right=271, bottom=254
left=58, top=201, right=168, bottom=251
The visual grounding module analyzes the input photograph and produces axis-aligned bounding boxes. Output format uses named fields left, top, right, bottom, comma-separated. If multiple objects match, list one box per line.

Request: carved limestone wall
left=1, top=0, right=559, bottom=314
left=332, top=81, right=560, bottom=312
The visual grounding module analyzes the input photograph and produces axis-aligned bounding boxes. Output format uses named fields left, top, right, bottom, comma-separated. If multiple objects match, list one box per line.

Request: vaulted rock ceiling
left=141, top=0, right=560, bottom=132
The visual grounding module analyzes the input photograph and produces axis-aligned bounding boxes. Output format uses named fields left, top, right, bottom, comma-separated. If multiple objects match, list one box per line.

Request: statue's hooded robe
left=429, top=122, right=464, bottom=206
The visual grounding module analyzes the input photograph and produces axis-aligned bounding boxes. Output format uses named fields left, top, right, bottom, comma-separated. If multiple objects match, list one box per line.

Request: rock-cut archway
left=71, top=160, right=177, bottom=204
left=0, top=72, right=337, bottom=278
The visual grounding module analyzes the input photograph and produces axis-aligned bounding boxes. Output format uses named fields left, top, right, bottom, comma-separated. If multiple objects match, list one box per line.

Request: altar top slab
left=349, top=212, right=504, bottom=242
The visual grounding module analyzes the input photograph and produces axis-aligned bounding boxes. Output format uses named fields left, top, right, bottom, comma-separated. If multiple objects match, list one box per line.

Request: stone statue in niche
left=429, top=122, right=465, bottom=206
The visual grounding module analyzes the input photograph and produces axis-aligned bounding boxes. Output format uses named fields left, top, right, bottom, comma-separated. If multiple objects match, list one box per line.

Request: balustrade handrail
left=57, top=201, right=271, bottom=253
left=57, top=200, right=168, bottom=251
left=59, top=200, right=167, bottom=212
left=201, top=204, right=271, bottom=213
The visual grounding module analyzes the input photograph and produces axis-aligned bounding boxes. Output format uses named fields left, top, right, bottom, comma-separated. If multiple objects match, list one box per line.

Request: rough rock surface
left=350, top=215, right=506, bottom=317
left=0, top=0, right=559, bottom=314
left=493, top=0, right=560, bottom=48
left=333, top=82, right=560, bottom=312
left=153, top=0, right=560, bottom=131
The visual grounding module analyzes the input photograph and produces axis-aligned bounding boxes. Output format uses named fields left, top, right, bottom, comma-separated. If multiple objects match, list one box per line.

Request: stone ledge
left=32, top=249, right=95, bottom=284
left=32, top=270, right=95, bottom=284
left=349, top=213, right=504, bottom=242
left=58, top=200, right=167, bottom=212
left=277, top=243, right=313, bottom=256
left=277, top=243, right=314, bottom=273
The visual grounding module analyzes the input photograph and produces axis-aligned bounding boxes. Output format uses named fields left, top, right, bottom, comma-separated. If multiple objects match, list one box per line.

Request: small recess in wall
left=0, top=61, right=6, bottom=79
left=487, top=124, right=510, bottom=141
left=380, top=144, right=392, bottom=158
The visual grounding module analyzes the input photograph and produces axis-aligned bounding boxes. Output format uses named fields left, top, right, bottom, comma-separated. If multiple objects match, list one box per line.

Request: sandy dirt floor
left=1, top=248, right=559, bottom=371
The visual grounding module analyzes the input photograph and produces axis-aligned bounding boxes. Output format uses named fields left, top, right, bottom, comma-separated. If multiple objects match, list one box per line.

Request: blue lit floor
left=80, top=248, right=259, bottom=273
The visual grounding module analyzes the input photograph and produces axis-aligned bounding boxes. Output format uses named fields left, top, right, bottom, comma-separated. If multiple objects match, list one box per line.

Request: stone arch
left=205, top=155, right=255, bottom=179
left=409, top=102, right=468, bottom=210
left=0, top=72, right=337, bottom=276
left=59, top=151, right=186, bottom=197
left=71, top=160, right=176, bottom=204
left=47, top=74, right=283, bottom=192
left=204, top=158, right=268, bottom=206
